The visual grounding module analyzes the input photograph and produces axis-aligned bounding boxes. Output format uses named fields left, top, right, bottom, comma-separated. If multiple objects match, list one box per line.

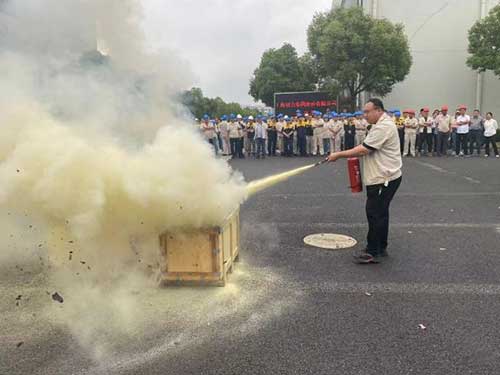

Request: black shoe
left=352, top=250, right=380, bottom=264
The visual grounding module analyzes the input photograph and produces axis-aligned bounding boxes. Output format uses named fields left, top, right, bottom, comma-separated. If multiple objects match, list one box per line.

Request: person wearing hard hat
left=228, top=114, right=240, bottom=158
left=354, top=111, right=367, bottom=146
left=469, top=109, right=484, bottom=156
left=200, top=114, right=217, bottom=154
left=321, top=113, right=332, bottom=155
left=332, top=113, right=341, bottom=152
left=394, top=110, right=405, bottom=155
left=219, top=115, right=230, bottom=156
left=212, top=119, right=220, bottom=155
left=267, top=116, right=278, bottom=156
left=344, top=114, right=356, bottom=150
left=282, top=116, right=295, bottom=157
left=245, top=116, right=256, bottom=157
left=417, top=107, right=433, bottom=156
left=403, top=109, right=418, bottom=157
left=293, top=111, right=300, bottom=155
left=327, top=98, right=402, bottom=264
left=305, top=113, right=314, bottom=156
left=312, top=111, right=325, bottom=156
left=276, top=114, right=285, bottom=155
left=236, top=114, right=245, bottom=158
left=296, top=113, right=308, bottom=156
left=431, top=109, right=440, bottom=155
left=254, top=116, right=268, bottom=159
left=455, top=105, right=471, bottom=157
left=435, top=106, right=453, bottom=156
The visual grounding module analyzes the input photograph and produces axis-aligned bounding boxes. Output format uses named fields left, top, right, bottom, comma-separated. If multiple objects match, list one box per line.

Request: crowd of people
left=198, top=105, right=499, bottom=159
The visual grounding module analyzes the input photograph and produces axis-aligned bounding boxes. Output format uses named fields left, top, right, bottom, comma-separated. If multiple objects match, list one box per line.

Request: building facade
left=337, top=0, right=500, bottom=114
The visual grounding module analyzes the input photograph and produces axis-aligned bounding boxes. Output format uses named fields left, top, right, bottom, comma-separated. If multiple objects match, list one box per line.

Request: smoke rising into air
left=0, top=0, right=246, bottom=359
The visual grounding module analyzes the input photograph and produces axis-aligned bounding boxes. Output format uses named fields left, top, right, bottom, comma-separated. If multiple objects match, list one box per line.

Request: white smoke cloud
left=0, top=0, right=246, bottom=360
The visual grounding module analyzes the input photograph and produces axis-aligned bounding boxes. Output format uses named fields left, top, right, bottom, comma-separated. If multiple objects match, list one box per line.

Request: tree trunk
left=343, top=95, right=357, bottom=112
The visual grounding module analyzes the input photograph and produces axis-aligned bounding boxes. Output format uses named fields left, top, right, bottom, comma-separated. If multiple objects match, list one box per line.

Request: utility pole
left=475, top=0, right=488, bottom=111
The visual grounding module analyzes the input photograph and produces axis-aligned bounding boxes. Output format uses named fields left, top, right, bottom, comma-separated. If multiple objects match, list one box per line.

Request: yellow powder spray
left=246, top=159, right=328, bottom=196
left=247, top=164, right=316, bottom=196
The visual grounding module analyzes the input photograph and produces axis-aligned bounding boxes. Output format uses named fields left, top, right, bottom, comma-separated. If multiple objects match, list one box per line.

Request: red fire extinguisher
left=347, top=157, right=363, bottom=193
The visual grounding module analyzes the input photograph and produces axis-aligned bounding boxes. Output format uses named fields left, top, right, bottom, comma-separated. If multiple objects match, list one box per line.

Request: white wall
left=363, top=0, right=500, bottom=115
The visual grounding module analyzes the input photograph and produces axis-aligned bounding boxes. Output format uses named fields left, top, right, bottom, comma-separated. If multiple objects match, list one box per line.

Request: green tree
left=181, top=87, right=258, bottom=119
left=249, top=43, right=317, bottom=107
left=298, top=52, right=320, bottom=88
left=307, top=7, right=412, bottom=109
left=181, top=87, right=206, bottom=118
left=467, top=5, right=500, bottom=76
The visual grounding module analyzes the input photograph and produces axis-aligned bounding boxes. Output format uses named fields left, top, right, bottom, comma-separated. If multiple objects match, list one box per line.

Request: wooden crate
left=159, top=209, right=240, bottom=286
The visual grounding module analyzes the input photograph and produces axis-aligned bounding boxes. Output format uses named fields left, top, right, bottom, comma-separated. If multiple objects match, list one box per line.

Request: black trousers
left=284, top=135, right=294, bottom=156
left=468, top=129, right=482, bottom=155
left=418, top=132, right=433, bottom=154
left=345, top=134, right=355, bottom=150
left=398, top=128, right=405, bottom=154
left=230, top=138, right=238, bottom=156
left=436, top=131, right=449, bottom=156
left=268, top=132, right=277, bottom=155
left=455, top=133, right=469, bottom=155
left=484, top=135, right=499, bottom=156
left=297, top=134, right=307, bottom=156
left=238, top=137, right=245, bottom=159
left=366, top=177, right=402, bottom=256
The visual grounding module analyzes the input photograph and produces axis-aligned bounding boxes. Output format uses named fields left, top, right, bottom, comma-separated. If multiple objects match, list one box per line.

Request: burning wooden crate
left=159, top=209, right=240, bottom=286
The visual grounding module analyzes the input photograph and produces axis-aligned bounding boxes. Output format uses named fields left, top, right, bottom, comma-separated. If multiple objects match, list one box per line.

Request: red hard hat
left=458, top=104, right=467, bottom=110
left=441, top=105, right=449, bottom=111
left=422, top=107, right=430, bottom=112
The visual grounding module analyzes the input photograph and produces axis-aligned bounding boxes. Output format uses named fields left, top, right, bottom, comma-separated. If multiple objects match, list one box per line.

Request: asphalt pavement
left=2, top=155, right=500, bottom=375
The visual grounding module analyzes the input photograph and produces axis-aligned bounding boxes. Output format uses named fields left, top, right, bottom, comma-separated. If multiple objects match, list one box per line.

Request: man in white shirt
left=355, top=111, right=367, bottom=146
left=236, top=114, right=246, bottom=158
left=435, top=106, right=453, bottom=156
left=219, top=115, right=230, bottom=156
left=403, top=110, right=418, bottom=157
left=254, top=117, right=268, bottom=159
left=417, top=108, right=433, bottom=156
left=330, top=114, right=343, bottom=153
left=455, top=105, right=471, bottom=157
left=322, top=114, right=333, bottom=154
left=312, top=111, right=325, bottom=156
left=327, top=98, right=402, bottom=264
left=276, top=114, right=285, bottom=155
left=228, top=115, right=241, bottom=158
left=200, top=115, right=216, bottom=153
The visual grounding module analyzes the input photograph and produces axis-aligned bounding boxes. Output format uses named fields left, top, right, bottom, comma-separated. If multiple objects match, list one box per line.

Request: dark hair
left=487, top=112, right=493, bottom=116
left=367, top=98, right=385, bottom=111
left=473, top=109, right=480, bottom=112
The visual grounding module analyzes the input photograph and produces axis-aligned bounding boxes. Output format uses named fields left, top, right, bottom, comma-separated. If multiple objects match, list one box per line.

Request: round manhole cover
left=303, top=233, right=357, bottom=250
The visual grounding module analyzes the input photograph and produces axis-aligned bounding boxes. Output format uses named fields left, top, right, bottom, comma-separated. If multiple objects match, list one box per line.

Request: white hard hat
left=248, top=115, right=254, bottom=120
left=236, top=114, right=243, bottom=119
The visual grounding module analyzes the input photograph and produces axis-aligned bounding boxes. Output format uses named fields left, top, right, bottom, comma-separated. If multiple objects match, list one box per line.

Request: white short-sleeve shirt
left=362, top=113, right=403, bottom=186
left=456, top=115, right=470, bottom=134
